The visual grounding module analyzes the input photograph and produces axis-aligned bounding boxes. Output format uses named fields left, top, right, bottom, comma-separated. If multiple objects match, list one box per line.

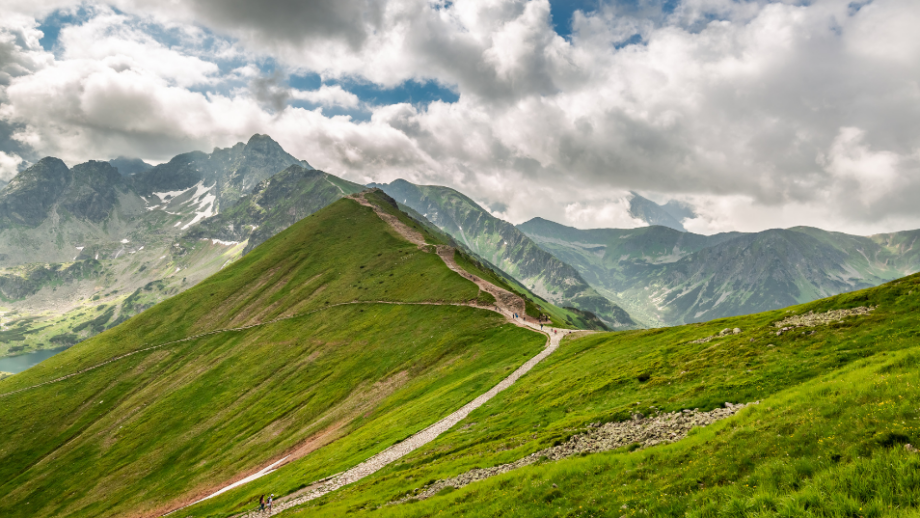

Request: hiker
left=268, top=494, right=274, bottom=513
left=259, top=494, right=265, bottom=511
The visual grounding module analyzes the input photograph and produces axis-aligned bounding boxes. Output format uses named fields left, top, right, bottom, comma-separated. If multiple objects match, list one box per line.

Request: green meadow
left=279, top=274, right=920, bottom=518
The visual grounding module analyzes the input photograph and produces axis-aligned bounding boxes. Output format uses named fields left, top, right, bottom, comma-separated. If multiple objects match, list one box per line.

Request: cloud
left=564, top=198, right=646, bottom=229
left=0, top=151, right=23, bottom=181
left=250, top=70, right=290, bottom=112
left=1, top=0, right=920, bottom=236
left=290, top=84, right=361, bottom=109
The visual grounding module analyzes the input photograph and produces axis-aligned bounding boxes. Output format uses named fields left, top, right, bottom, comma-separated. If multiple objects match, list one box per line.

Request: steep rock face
left=131, top=150, right=210, bottom=196
left=372, top=179, right=635, bottom=327
left=519, top=219, right=920, bottom=326
left=131, top=134, right=311, bottom=212
left=61, top=161, right=125, bottom=222
left=108, top=157, right=153, bottom=176
left=186, top=165, right=364, bottom=253
left=628, top=192, right=687, bottom=231
left=0, top=157, right=72, bottom=227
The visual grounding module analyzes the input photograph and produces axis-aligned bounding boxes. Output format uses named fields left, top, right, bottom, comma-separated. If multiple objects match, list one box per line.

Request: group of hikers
left=511, top=312, right=556, bottom=333
left=258, top=494, right=273, bottom=514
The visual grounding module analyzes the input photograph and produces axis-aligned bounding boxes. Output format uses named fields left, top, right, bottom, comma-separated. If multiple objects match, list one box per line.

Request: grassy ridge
left=282, top=274, right=920, bottom=517
left=0, top=197, right=546, bottom=518
left=0, top=198, right=476, bottom=393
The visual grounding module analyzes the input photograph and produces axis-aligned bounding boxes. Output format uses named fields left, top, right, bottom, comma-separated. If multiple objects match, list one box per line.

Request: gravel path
left=232, top=321, right=562, bottom=518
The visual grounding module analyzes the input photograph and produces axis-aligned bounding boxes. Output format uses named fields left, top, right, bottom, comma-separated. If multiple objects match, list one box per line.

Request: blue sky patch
left=37, top=7, right=92, bottom=52
left=290, top=73, right=459, bottom=108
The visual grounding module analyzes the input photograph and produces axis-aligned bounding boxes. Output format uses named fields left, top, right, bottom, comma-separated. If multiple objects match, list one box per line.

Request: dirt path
left=228, top=321, right=564, bottom=518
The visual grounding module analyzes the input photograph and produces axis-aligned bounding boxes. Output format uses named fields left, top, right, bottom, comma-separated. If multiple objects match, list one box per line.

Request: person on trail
left=259, top=494, right=265, bottom=511
left=268, top=494, right=274, bottom=513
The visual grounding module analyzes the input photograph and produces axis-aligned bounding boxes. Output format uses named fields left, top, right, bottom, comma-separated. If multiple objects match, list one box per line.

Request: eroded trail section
left=436, top=245, right=526, bottom=319
left=395, top=402, right=757, bottom=504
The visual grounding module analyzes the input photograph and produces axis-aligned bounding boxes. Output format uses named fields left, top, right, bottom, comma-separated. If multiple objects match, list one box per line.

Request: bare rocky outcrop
left=690, top=327, right=741, bottom=344
left=773, top=306, right=874, bottom=336
left=395, top=402, right=755, bottom=504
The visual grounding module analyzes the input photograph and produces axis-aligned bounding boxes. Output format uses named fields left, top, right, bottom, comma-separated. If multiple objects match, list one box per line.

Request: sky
left=1, top=0, right=919, bottom=235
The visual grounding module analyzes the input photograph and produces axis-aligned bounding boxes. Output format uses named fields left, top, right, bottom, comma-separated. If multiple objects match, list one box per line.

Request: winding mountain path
left=182, top=192, right=570, bottom=516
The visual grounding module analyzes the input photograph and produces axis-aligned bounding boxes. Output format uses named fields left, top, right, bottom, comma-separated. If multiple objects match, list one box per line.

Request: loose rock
left=395, top=403, right=754, bottom=504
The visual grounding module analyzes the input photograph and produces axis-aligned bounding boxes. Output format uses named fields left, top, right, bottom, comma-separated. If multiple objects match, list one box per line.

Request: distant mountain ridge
left=369, top=179, right=636, bottom=328
left=0, top=136, right=333, bottom=358
left=518, top=218, right=920, bottom=326
left=185, top=164, right=365, bottom=254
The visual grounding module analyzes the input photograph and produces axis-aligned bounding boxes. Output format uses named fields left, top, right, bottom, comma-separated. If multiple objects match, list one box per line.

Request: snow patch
left=178, top=182, right=217, bottom=230
left=151, top=187, right=191, bottom=203
left=204, top=238, right=240, bottom=246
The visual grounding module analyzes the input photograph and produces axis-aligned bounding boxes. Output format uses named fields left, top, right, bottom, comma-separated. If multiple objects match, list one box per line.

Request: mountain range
left=3, top=134, right=920, bottom=361
left=0, top=135, right=326, bottom=357
left=518, top=218, right=920, bottom=326
left=0, top=136, right=611, bottom=360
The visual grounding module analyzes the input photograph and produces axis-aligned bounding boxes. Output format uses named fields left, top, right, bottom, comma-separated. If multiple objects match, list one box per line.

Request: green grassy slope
left=284, top=273, right=920, bottom=518
left=0, top=196, right=545, bottom=518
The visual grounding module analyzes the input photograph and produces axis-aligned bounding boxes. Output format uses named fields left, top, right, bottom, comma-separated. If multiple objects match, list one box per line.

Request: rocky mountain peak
left=242, top=133, right=284, bottom=156
left=108, top=156, right=153, bottom=176
left=0, top=157, right=72, bottom=227
left=63, top=161, right=126, bottom=222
